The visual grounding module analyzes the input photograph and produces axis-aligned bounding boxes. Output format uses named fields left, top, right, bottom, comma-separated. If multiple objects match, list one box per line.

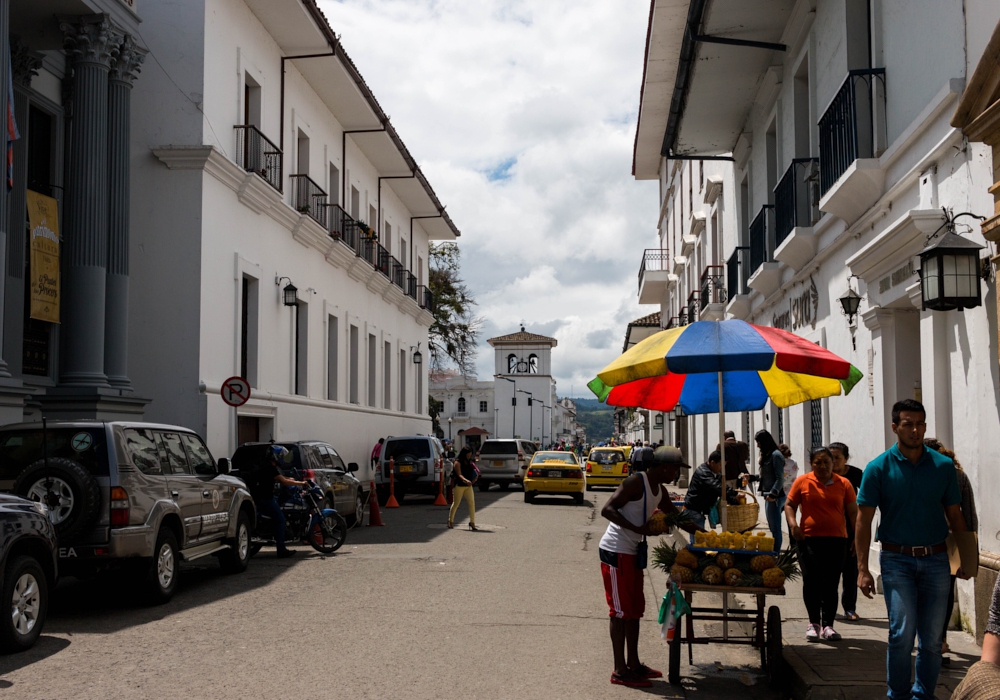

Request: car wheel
left=586, top=485, right=593, bottom=491
left=14, top=458, right=102, bottom=540
left=0, top=556, right=47, bottom=653
left=524, top=491, right=535, bottom=504
left=219, top=510, right=251, bottom=574
left=346, top=490, right=364, bottom=527
left=144, top=527, right=180, bottom=605
left=477, top=481, right=490, bottom=492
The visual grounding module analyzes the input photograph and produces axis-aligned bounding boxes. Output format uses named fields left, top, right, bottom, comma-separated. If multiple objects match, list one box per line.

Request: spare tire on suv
left=14, top=457, right=102, bottom=539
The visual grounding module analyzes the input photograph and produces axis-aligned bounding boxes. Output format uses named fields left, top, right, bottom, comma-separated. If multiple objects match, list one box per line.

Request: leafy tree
left=428, top=242, right=481, bottom=375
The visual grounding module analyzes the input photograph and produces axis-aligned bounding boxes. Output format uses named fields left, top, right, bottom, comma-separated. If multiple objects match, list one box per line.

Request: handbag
left=635, top=479, right=648, bottom=570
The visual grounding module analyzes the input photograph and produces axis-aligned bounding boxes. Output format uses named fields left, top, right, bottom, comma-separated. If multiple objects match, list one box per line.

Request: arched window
left=457, top=397, right=466, bottom=412
left=507, top=354, right=517, bottom=373
left=528, top=354, right=538, bottom=374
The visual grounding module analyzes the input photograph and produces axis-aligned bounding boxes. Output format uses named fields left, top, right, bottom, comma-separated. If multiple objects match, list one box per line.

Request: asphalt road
left=0, top=488, right=783, bottom=699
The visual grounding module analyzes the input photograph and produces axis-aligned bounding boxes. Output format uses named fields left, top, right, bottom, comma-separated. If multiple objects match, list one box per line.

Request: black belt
left=881, top=541, right=948, bottom=557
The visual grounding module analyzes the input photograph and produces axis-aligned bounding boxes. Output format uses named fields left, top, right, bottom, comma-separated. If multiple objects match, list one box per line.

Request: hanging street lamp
left=919, top=229, right=985, bottom=312
left=282, top=283, right=299, bottom=306
left=838, top=287, right=862, bottom=325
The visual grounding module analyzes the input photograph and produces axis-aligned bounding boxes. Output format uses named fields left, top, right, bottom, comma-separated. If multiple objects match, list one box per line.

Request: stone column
left=58, top=14, right=116, bottom=387
left=104, top=34, right=145, bottom=389
left=5, top=38, right=42, bottom=378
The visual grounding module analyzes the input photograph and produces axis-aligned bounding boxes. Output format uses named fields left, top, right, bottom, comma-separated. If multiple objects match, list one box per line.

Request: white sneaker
left=821, top=626, right=841, bottom=641
left=806, top=623, right=820, bottom=641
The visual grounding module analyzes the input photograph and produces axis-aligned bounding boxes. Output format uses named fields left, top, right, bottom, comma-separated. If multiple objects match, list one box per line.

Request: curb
left=782, top=646, right=887, bottom=700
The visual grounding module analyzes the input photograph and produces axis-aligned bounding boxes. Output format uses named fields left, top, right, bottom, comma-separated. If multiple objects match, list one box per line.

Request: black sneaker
left=276, top=550, right=297, bottom=559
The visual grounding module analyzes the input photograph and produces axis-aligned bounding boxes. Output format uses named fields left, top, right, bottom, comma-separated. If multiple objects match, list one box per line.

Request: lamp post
left=517, top=389, right=533, bottom=441
left=919, top=229, right=985, bottom=311
left=495, top=375, right=516, bottom=438
left=448, top=417, right=452, bottom=441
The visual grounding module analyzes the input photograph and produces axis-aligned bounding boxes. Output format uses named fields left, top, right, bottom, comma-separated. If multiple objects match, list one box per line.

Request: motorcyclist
left=251, top=445, right=308, bottom=559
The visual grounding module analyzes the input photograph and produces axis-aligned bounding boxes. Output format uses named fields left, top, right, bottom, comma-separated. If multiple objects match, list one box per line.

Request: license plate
left=548, top=470, right=562, bottom=478
left=493, top=461, right=504, bottom=467
left=602, top=466, right=612, bottom=472
left=399, top=465, right=413, bottom=473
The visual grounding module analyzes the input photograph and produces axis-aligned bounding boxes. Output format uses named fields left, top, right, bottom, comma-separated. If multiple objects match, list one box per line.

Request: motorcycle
left=250, top=479, right=348, bottom=555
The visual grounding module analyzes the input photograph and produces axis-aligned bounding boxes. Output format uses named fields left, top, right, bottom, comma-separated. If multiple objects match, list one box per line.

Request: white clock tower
left=488, top=327, right=558, bottom=443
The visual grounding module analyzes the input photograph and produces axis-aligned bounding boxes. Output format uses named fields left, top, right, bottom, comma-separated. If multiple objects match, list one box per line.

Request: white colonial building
left=487, top=328, right=559, bottom=444
left=428, top=371, right=495, bottom=451
left=634, top=0, right=1000, bottom=637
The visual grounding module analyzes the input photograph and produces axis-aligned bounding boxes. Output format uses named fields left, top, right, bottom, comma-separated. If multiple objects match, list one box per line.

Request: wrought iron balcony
left=678, top=306, right=690, bottom=326
left=699, top=265, right=727, bottom=310
left=665, top=316, right=680, bottom=329
left=234, top=125, right=282, bottom=193
left=774, top=158, right=819, bottom=247
left=686, top=291, right=700, bottom=323
left=638, top=248, right=670, bottom=293
left=290, top=174, right=328, bottom=227
left=419, top=285, right=435, bottom=312
left=749, top=205, right=775, bottom=275
left=818, top=69, right=886, bottom=195
left=405, top=272, right=417, bottom=300
left=727, top=247, right=749, bottom=297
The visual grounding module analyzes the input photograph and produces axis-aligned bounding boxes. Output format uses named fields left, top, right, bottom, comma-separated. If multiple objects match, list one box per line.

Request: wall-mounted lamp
left=276, top=276, right=298, bottom=306
left=411, top=342, right=423, bottom=365
left=919, top=210, right=987, bottom=312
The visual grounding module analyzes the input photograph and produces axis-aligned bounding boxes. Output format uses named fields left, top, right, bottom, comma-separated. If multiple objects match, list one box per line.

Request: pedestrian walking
left=598, top=447, right=693, bottom=688
left=829, top=442, right=863, bottom=622
left=778, top=444, right=798, bottom=495
left=785, top=446, right=858, bottom=642
left=447, top=447, right=478, bottom=531
left=719, top=430, right=749, bottom=488
left=856, top=399, right=969, bottom=700
left=749, top=429, right=785, bottom=551
left=924, top=438, right=978, bottom=668
left=370, top=437, right=384, bottom=468
left=951, top=575, right=1000, bottom=700
left=683, top=450, right=736, bottom=536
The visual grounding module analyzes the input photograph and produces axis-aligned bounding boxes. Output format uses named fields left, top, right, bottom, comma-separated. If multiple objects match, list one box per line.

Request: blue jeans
left=764, top=493, right=785, bottom=551
left=687, top=510, right=706, bottom=543
left=880, top=550, right=952, bottom=700
left=257, top=498, right=288, bottom=553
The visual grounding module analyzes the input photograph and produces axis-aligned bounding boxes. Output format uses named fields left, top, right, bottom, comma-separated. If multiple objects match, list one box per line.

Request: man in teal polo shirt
left=856, top=398, right=968, bottom=700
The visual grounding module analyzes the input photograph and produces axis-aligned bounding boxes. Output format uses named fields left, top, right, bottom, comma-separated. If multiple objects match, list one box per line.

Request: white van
left=374, top=435, right=450, bottom=505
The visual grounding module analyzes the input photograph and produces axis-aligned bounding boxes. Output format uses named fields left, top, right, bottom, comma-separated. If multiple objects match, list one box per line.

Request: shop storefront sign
left=772, top=276, right=819, bottom=332
left=26, top=191, right=60, bottom=324
left=878, top=261, right=915, bottom=294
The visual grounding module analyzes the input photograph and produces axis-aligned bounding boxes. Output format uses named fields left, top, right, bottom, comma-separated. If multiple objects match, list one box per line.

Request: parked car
left=0, top=494, right=57, bottom=653
left=523, top=451, right=585, bottom=505
left=0, top=421, right=255, bottom=604
left=375, top=435, right=450, bottom=504
left=584, top=447, right=630, bottom=490
left=476, top=439, right=537, bottom=491
left=231, top=442, right=364, bottom=526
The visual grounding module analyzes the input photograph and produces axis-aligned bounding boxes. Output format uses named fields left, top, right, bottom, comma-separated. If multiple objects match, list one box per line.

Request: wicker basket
left=723, top=491, right=759, bottom=533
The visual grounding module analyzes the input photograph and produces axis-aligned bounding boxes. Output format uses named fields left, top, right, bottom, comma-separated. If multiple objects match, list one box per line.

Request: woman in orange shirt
left=785, top=446, right=859, bottom=642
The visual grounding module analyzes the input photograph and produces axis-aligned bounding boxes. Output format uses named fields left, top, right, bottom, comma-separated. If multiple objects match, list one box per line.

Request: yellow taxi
left=523, top=451, right=585, bottom=505
left=585, top=447, right=630, bottom=490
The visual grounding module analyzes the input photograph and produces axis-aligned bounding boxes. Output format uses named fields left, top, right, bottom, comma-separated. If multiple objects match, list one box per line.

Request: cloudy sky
left=319, top=0, right=659, bottom=397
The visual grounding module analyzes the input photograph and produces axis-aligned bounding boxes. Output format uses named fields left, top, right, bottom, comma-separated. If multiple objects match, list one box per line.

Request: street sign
left=221, top=376, right=251, bottom=407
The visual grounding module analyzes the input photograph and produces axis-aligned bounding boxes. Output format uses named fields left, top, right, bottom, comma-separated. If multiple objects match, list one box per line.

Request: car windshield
left=531, top=452, right=577, bottom=465
left=480, top=441, right=517, bottom=455
left=384, top=439, right=431, bottom=461
left=0, top=427, right=110, bottom=481
left=592, top=450, right=625, bottom=464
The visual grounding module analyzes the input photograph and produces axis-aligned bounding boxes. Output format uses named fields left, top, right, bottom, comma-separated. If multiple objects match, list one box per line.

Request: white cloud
left=319, top=0, right=658, bottom=395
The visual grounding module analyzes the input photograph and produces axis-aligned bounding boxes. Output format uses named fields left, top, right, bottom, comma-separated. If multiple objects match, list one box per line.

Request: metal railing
left=727, top=247, right=749, bottom=297
left=686, top=291, right=700, bottom=323
left=638, top=248, right=670, bottom=293
left=290, top=174, right=328, bottom=227
left=818, top=69, right=886, bottom=194
left=405, top=272, right=417, bottom=300
left=666, top=316, right=680, bottom=329
left=375, top=243, right=391, bottom=278
left=699, top=265, right=727, bottom=310
left=678, top=306, right=690, bottom=327
left=327, top=203, right=350, bottom=240
left=774, top=158, right=819, bottom=247
left=234, top=125, right=282, bottom=193
left=749, top=205, right=775, bottom=275
left=419, top=285, right=435, bottom=312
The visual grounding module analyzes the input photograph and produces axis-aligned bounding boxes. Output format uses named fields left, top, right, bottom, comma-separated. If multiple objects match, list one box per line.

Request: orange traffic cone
left=368, top=481, right=384, bottom=526
left=434, top=457, right=448, bottom=506
left=385, top=458, right=400, bottom=508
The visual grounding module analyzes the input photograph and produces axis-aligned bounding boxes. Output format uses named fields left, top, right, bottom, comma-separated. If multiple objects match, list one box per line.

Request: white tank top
left=599, top=472, right=660, bottom=555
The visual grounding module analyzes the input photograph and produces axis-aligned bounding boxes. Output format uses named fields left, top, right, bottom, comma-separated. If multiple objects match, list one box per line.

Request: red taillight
left=518, top=452, right=524, bottom=459
left=570, top=470, right=583, bottom=479
left=304, top=469, right=315, bottom=479
left=110, top=486, right=129, bottom=527
left=586, top=464, right=592, bottom=473
left=527, top=468, right=540, bottom=477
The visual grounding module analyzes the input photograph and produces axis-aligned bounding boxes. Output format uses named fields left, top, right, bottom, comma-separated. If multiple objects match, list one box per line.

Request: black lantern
left=282, top=283, right=299, bottom=307
left=918, top=231, right=984, bottom=312
left=838, top=287, right=862, bottom=325
left=412, top=348, right=422, bottom=365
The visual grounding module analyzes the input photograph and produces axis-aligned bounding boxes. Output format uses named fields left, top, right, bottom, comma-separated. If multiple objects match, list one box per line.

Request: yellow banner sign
left=26, top=191, right=60, bottom=323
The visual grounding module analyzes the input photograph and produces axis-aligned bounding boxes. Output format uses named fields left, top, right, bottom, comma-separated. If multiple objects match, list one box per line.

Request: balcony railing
left=727, top=247, right=749, bottom=297
left=405, top=272, right=417, bottom=300
left=666, top=316, right=680, bottom=329
left=678, top=306, right=690, bottom=327
left=234, top=125, right=282, bottom=193
left=686, top=291, right=700, bottom=323
left=638, top=248, right=670, bottom=293
left=290, top=174, right=328, bottom=227
left=749, top=205, right=775, bottom=275
left=774, top=158, right=819, bottom=247
left=699, top=265, right=727, bottom=310
left=419, top=285, right=435, bottom=312
left=818, top=69, right=886, bottom=195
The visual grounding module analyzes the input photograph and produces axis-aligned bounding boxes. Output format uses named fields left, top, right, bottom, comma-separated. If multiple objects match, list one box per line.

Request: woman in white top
left=779, top=443, right=798, bottom=495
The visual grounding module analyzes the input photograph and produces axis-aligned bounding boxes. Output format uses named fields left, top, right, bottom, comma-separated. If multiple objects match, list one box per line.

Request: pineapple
left=759, top=535, right=775, bottom=551
left=694, top=531, right=707, bottom=546
left=724, top=568, right=742, bottom=586
left=715, top=553, right=735, bottom=570
left=675, top=548, right=699, bottom=569
left=762, top=567, right=786, bottom=589
left=702, top=565, right=723, bottom=585
left=648, top=512, right=669, bottom=534
left=730, top=533, right=745, bottom=550
left=669, top=564, right=694, bottom=583
left=744, top=534, right=759, bottom=552
left=751, top=555, right=777, bottom=573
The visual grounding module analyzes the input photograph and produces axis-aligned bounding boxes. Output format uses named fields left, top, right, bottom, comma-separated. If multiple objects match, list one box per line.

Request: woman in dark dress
left=829, top=442, right=863, bottom=621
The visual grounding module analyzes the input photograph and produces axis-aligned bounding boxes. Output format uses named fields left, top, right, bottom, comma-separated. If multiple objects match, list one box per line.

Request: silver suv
left=375, top=435, right=450, bottom=505
left=0, top=421, right=255, bottom=604
left=477, top=439, right=537, bottom=491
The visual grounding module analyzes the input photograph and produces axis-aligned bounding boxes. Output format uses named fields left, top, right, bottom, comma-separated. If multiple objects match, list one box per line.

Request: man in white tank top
left=599, top=446, right=694, bottom=688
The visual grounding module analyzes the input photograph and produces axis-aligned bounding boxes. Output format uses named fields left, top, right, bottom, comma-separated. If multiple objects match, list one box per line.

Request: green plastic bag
left=658, top=582, right=692, bottom=641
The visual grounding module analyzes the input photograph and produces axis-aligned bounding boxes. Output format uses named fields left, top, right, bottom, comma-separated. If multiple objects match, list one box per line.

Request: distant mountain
left=567, top=397, right=614, bottom=443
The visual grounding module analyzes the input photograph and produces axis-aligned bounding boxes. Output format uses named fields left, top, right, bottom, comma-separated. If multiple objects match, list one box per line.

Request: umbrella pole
left=718, top=370, right=727, bottom=532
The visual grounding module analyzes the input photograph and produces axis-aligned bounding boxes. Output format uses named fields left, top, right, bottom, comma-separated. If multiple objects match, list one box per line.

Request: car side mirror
left=347, top=462, right=359, bottom=473
left=217, top=457, right=230, bottom=475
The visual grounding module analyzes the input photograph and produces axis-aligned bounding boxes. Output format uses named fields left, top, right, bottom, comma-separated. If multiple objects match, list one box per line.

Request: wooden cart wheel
left=766, top=605, right=784, bottom=688
left=668, top=626, right=682, bottom=685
